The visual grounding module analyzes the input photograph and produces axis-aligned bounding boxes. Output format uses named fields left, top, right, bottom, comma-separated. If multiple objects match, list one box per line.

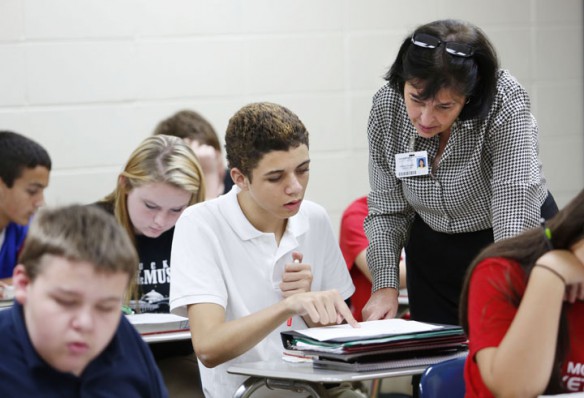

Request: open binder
left=281, top=319, right=468, bottom=372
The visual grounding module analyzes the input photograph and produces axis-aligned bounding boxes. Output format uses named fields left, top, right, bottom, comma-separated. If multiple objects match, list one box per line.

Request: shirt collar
left=220, top=185, right=309, bottom=241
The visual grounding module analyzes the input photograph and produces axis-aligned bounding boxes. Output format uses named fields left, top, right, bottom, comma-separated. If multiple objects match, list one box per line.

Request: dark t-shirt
left=134, top=228, right=174, bottom=314
left=92, top=200, right=172, bottom=314
left=92, top=200, right=193, bottom=359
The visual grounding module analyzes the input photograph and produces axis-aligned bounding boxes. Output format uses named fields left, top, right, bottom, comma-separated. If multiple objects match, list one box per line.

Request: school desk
left=228, top=358, right=447, bottom=398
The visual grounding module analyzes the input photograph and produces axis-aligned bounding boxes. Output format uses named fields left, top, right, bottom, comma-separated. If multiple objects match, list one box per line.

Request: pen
left=286, top=258, right=300, bottom=327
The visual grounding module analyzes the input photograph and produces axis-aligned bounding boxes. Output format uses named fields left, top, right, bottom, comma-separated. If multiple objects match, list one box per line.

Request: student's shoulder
left=180, top=195, right=222, bottom=218
left=0, top=307, right=12, bottom=331
left=473, top=257, right=525, bottom=287
left=299, top=199, right=327, bottom=214
left=342, top=196, right=368, bottom=218
left=115, top=315, right=151, bottom=351
left=5, top=221, right=28, bottom=240
left=299, top=200, right=332, bottom=224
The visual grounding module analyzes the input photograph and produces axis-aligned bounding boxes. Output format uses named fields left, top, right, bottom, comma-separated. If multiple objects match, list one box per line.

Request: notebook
left=281, top=318, right=468, bottom=371
left=312, top=348, right=468, bottom=372
left=126, top=313, right=190, bottom=335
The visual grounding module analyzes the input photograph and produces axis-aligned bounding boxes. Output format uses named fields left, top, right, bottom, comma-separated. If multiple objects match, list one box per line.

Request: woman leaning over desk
left=363, top=19, right=558, bottom=326
left=460, top=188, right=584, bottom=396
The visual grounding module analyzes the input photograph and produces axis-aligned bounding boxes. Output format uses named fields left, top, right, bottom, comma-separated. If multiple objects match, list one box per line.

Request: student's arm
left=353, top=250, right=372, bottom=282
left=188, top=289, right=357, bottom=368
left=475, top=250, right=584, bottom=397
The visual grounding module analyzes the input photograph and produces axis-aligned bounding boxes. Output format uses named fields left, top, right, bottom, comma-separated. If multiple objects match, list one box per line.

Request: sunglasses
left=411, top=32, right=474, bottom=58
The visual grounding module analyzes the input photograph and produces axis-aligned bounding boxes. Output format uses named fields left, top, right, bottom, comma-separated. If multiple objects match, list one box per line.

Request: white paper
left=294, top=319, right=440, bottom=342
left=126, top=313, right=188, bottom=325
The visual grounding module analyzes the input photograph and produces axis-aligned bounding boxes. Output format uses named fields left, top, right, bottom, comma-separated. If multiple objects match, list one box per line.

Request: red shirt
left=339, top=197, right=370, bottom=322
left=465, top=257, right=584, bottom=396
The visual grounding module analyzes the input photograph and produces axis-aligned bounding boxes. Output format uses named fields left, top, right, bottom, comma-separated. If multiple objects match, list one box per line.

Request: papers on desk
left=281, top=319, right=468, bottom=372
left=126, top=313, right=190, bottom=335
left=295, top=319, right=438, bottom=342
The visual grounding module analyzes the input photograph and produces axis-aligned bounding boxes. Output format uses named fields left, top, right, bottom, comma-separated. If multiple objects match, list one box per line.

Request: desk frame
left=229, top=360, right=427, bottom=398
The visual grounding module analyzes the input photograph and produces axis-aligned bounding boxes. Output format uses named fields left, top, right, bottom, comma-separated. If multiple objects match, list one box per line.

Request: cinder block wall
left=0, top=0, right=582, bottom=236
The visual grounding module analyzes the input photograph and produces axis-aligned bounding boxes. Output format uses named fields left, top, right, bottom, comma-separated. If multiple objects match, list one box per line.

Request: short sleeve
left=339, top=198, right=369, bottom=270
left=467, top=258, right=527, bottom=359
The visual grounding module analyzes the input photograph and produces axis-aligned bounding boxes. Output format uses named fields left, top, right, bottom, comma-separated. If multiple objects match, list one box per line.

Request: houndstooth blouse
left=365, top=69, right=549, bottom=291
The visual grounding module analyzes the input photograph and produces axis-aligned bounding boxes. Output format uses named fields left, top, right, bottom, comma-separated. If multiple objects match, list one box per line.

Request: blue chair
left=418, top=356, right=466, bottom=398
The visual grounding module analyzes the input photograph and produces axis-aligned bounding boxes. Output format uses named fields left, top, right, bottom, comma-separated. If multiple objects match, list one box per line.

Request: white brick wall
left=0, top=0, right=582, bottom=236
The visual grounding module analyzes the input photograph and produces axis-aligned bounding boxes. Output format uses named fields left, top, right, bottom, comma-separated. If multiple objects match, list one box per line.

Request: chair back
left=418, top=356, right=466, bottom=398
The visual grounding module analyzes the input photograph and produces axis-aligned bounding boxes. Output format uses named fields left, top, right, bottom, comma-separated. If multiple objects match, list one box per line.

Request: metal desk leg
left=233, top=377, right=266, bottom=398
left=369, top=378, right=382, bottom=398
left=233, top=376, right=323, bottom=398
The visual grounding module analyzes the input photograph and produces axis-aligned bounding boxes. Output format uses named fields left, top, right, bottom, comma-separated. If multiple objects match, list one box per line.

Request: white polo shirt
left=170, top=186, right=355, bottom=398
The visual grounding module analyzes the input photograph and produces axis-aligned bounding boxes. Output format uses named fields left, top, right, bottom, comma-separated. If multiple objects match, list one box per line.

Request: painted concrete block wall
left=0, top=0, right=582, bottom=236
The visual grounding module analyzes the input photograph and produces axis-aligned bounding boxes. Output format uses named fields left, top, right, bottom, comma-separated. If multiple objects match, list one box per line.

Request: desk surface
left=228, top=359, right=427, bottom=383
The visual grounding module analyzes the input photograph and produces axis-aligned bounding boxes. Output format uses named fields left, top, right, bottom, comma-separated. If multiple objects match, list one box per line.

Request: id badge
left=395, top=150, right=429, bottom=178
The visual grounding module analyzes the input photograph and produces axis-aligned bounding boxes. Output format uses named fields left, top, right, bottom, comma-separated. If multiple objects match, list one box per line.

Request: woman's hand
left=362, top=288, right=399, bottom=321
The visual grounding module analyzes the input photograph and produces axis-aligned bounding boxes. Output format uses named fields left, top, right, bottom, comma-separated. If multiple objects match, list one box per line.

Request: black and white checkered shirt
left=365, top=69, right=549, bottom=291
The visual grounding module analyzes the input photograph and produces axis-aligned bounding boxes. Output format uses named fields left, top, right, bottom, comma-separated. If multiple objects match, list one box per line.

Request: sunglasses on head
left=411, top=32, right=474, bottom=58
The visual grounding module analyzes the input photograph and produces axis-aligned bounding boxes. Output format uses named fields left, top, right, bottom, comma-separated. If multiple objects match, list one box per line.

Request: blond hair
left=19, top=205, right=137, bottom=283
left=102, top=135, right=206, bottom=244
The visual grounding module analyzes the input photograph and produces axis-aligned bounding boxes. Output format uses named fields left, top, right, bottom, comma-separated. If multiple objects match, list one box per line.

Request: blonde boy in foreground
left=0, top=205, right=168, bottom=398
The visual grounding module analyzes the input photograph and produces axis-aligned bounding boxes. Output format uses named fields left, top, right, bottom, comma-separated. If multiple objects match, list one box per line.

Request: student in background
left=153, top=109, right=232, bottom=199
left=170, top=102, right=361, bottom=398
left=0, top=131, right=51, bottom=289
left=460, top=188, right=584, bottom=396
left=0, top=204, right=167, bottom=397
left=95, top=134, right=206, bottom=398
left=340, top=196, right=406, bottom=322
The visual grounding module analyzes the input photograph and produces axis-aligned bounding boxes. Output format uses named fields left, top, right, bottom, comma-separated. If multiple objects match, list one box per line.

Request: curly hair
left=225, top=102, right=309, bottom=180
left=0, top=131, right=52, bottom=187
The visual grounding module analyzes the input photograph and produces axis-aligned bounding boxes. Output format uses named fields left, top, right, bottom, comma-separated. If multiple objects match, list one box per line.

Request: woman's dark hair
left=460, top=188, right=584, bottom=394
left=386, top=19, right=499, bottom=120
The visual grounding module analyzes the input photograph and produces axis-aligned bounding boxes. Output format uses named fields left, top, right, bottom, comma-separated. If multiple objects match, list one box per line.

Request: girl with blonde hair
left=97, top=134, right=205, bottom=313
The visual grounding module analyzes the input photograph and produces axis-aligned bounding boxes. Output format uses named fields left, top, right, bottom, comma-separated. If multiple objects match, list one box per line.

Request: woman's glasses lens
left=411, top=33, right=441, bottom=48
left=411, top=33, right=473, bottom=57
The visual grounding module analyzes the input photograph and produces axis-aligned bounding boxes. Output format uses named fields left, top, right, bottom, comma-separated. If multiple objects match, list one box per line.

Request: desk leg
left=233, top=377, right=266, bottom=398
left=233, top=376, right=323, bottom=398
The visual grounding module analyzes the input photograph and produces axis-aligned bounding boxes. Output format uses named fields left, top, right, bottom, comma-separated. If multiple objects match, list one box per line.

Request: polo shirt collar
left=221, top=186, right=309, bottom=241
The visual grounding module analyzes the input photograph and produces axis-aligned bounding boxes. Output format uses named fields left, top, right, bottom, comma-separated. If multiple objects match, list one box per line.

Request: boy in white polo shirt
left=170, top=102, right=361, bottom=398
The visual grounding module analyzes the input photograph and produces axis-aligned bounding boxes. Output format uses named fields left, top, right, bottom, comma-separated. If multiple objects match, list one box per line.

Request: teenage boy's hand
left=286, top=289, right=359, bottom=328
left=280, top=251, right=313, bottom=297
